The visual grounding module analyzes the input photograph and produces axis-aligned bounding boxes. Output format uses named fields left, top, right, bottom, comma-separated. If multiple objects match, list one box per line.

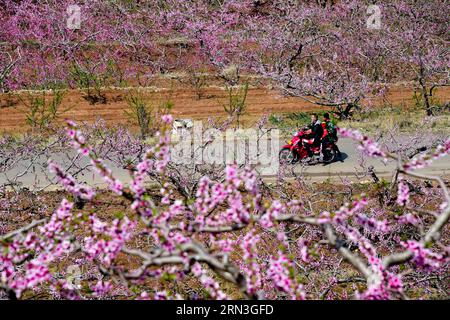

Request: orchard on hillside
left=0, top=0, right=449, bottom=300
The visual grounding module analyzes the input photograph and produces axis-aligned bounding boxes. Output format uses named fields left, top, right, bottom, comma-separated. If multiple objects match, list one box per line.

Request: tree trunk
left=421, top=85, right=433, bottom=116
left=336, top=103, right=355, bottom=120
left=418, top=62, right=433, bottom=116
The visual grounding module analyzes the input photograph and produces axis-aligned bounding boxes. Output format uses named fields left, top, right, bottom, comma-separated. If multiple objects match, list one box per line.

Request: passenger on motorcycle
left=321, top=113, right=342, bottom=159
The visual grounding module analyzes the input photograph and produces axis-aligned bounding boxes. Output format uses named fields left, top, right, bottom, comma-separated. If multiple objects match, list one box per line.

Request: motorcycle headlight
left=288, top=140, right=293, bottom=145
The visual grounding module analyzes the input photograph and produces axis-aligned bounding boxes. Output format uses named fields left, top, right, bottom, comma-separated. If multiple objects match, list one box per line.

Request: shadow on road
left=322, top=152, right=348, bottom=166
left=339, top=152, right=348, bottom=162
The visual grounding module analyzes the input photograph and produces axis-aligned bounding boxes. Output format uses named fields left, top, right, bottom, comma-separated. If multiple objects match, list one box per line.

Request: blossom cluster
left=401, top=240, right=446, bottom=271
left=191, top=262, right=228, bottom=300
left=403, top=138, right=450, bottom=171
left=194, top=165, right=260, bottom=230
left=48, top=160, right=95, bottom=200
left=83, top=216, right=136, bottom=266
left=397, top=178, right=410, bottom=206
left=267, top=252, right=305, bottom=300
left=1, top=199, right=75, bottom=297
left=337, top=128, right=387, bottom=162
left=239, top=231, right=262, bottom=295
left=129, top=116, right=172, bottom=214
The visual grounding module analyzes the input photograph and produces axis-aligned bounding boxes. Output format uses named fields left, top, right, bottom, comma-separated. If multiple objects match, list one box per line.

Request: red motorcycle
left=279, top=127, right=337, bottom=164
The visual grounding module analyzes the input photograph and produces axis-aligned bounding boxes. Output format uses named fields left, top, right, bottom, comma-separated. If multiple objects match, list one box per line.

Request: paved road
left=275, top=138, right=450, bottom=182
left=1, top=138, right=449, bottom=190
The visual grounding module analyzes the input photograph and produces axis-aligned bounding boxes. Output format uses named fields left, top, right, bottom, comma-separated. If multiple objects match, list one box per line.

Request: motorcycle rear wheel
left=322, top=148, right=337, bottom=163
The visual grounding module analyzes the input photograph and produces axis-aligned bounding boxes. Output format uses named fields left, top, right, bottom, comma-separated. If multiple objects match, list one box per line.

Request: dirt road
left=1, top=84, right=449, bottom=134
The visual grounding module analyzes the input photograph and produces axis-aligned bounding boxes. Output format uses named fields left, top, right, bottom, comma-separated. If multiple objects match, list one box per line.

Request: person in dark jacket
left=304, top=114, right=323, bottom=155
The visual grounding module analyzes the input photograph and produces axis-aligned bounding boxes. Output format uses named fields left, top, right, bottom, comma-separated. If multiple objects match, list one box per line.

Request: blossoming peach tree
left=0, top=114, right=448, bottom=300
left=2, top=0, right=447, bottom=105
left=0, top=0, right=449, bottom=301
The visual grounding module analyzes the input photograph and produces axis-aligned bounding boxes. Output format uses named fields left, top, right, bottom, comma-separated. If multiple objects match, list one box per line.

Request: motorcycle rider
left=303, top=113, right=323, bottom=156
left=321, top=112, right=342, bottom=159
